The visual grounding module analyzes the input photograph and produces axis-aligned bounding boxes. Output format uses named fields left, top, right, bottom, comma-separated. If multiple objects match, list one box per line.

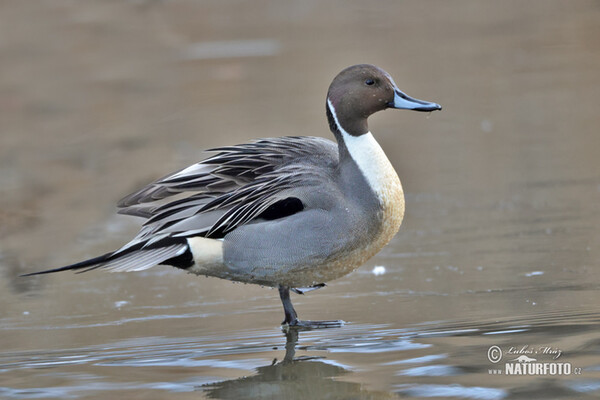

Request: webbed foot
left=279, top=285, right=344, bottom=330
left=282, top=318, right=345, bottom=331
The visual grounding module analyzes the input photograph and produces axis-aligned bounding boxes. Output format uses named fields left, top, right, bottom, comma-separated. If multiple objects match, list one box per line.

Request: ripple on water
left=398, top=364, right=461, bottom=377
left=2, top=310, right=600, bottom=399
left=396, top=384, right=507, bottom=400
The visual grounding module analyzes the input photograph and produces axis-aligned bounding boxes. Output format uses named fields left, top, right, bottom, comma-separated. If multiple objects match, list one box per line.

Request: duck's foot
left=282, top=319, right=345, bottom=331
left=278, top=285, right=344, bottom=330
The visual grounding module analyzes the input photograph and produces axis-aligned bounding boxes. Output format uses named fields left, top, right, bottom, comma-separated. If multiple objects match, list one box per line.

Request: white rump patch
left=186, top=236, right=224, bottom=274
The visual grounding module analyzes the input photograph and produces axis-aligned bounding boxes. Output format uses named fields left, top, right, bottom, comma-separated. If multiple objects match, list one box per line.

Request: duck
left=24, top=64, right=441, bottom=328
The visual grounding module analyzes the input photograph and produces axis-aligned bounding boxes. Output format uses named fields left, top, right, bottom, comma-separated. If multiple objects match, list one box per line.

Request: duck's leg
left=279, top=285, right=298, bottom=325
left=278, top=285, right=344, bottom=329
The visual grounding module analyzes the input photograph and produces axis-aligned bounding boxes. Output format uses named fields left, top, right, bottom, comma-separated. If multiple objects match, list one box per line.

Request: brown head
left=326, top=64, right=441, bottom=137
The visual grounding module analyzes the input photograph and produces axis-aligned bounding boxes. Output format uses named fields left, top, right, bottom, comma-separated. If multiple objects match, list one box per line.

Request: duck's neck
left=327, top=99, right=402, bottom=203
left=327, top=99, right=405, bottom=250
left=326, top=99, right=369, bottom=144
left=327, top=98, right=362, bottom=164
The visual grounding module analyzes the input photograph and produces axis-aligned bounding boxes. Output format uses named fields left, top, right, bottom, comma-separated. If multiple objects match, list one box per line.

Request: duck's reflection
left=201, top=329, right=395, bottom=400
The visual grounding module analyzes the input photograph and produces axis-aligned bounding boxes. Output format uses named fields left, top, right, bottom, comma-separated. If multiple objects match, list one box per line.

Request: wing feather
left=24, top=137, right=339, bottom=277
left=117, top=136, right=338, bottom=241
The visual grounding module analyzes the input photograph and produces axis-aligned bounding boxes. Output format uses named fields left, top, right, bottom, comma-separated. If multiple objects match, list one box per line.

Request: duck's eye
left=365, top=79, right=375, bottom=86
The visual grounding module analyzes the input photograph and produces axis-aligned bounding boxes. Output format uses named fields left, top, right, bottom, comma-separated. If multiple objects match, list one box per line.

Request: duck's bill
left=390, top=89, right=442, bottom=112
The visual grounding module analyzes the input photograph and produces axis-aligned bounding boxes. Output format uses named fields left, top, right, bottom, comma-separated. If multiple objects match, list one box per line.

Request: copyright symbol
left=487, top=345, right=502, bottom=363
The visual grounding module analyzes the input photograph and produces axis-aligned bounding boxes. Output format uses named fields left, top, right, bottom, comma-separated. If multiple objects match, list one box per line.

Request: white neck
left=327, top=99, right=401, bottom=201
left=341, top=130, right=401, bottom=199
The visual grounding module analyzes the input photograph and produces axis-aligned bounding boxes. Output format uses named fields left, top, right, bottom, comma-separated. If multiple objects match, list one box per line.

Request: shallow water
left=1, top=1, right=600, bottom=399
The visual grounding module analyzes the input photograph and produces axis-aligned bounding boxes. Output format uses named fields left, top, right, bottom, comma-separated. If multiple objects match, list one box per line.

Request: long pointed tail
left=21, top=238, right=192, bottom=277
left=21, top=252, right=114, bottom=276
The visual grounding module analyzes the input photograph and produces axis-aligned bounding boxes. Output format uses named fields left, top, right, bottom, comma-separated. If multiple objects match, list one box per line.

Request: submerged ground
left=1, top=1, right=600, bottom=399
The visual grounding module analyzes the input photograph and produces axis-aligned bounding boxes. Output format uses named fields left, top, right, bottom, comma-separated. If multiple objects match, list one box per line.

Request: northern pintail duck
left=25, top=64, right=441, bottom=327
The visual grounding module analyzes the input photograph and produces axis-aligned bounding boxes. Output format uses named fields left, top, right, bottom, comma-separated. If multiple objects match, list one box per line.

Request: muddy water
left=1, top=1, right=600, bottom=399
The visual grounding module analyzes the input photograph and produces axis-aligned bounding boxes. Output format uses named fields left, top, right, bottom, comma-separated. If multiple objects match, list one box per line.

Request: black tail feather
left=20, top=251, right=114, bottom=277
left=20, top=236, right=192, bottom=277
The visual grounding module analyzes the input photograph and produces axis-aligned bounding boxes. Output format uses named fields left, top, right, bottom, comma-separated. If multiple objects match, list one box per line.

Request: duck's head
left=326, top=64, right=441, bottom=137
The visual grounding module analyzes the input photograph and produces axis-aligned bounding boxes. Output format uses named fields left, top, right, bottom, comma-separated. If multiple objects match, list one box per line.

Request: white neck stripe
left=327, top=98, right=349, bottom=136
left=328, top=98, right=400, bottom=202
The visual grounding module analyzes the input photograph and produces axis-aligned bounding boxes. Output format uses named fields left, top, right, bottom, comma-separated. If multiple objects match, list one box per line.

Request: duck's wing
left=23, top=136, right=339, bottom=276
left=118, top=137, right=334, bottom=214
left=118, top=136, right=338, bottom=240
